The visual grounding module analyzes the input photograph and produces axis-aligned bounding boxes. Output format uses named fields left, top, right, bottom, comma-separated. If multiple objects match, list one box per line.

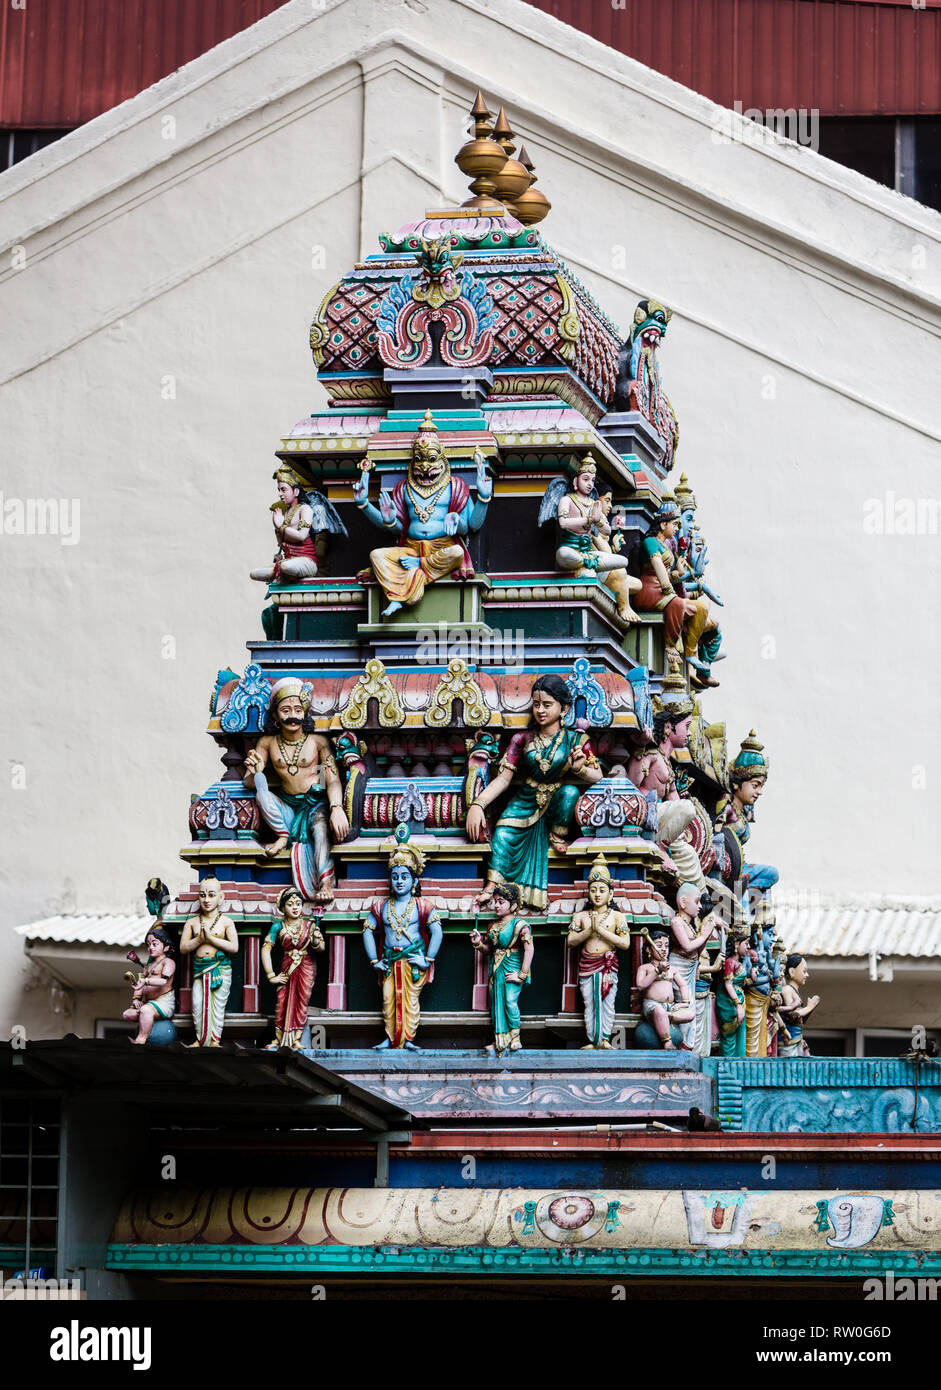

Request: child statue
left=776, top=953, right=819, bottom=1058
left=634, top=929, right=694, bottom=1050
left=179, top=877, right=239, bottom=1047
left=468, top=674, right=602, bottom=910
left=362, top=828, right=443, bottom=1049
left=565, top=853, right=633, bottom=1049
left=470, top=882, right=533, bottom=1055
left=261, top=887, right=326, bottom=1050
left=124, top=927, right=177, bottom=1045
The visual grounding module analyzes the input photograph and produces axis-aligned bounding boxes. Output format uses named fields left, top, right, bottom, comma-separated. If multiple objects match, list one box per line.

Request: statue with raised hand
left=352, top=409, right=492, bottom=618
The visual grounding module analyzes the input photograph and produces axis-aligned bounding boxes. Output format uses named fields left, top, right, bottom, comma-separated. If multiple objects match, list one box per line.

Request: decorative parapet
left=109, top=1182, right=941, bottom=1275
left=705, top=1058, right=941, bottom=1133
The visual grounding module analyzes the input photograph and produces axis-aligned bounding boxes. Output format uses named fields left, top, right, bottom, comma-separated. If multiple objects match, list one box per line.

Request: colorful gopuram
left=7, top=95, right=940, bottom=1298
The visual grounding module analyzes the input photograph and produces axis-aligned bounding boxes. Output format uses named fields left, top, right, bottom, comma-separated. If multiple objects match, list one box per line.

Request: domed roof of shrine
left=308, top=93, right=626, bottom=423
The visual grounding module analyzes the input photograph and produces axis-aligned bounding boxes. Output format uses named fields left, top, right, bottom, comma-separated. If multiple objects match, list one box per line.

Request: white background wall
left=1, top=0, right=939, bottom=1036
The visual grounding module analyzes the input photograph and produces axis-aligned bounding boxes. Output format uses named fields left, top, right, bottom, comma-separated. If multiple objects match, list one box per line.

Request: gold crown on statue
left=386, top=823, right=427, bottom=878
left=270, top=678, right=311, bottom=710
left=273, top=464, right=307, bottom=489
left=587, top=852, right=612, bottom=886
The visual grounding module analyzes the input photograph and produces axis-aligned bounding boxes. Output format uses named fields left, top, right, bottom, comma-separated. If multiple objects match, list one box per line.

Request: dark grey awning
left=0, top=1038, right=413, bottom=1131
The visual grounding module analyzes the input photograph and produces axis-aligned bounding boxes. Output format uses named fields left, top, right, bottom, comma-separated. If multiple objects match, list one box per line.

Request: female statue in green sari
left=467, top=675, right=602, bottom=910
left=470, top=883, right=534, bottom=1054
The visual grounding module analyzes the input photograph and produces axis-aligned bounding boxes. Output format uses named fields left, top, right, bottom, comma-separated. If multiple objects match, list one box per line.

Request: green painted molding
left=106, top=1243, right=941, bottom=1278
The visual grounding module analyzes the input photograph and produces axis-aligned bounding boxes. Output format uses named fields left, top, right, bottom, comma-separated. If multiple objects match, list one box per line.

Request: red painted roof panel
left=0, top=0, right=289, bottom=127
left=1, top=0, right=939, bottom=129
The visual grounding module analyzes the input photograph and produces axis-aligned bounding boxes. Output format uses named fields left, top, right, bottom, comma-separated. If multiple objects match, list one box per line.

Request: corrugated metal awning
left=17, top=896, right=941, bottom=959
left=15, top=913, right=152, bottom=947
left=777, top=894, right=941, bottom=958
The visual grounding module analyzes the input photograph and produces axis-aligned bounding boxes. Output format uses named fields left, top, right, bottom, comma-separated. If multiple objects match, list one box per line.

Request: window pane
left=916, top=120, right=941, bottom=214
left=816, top=118, right=896, bottom=189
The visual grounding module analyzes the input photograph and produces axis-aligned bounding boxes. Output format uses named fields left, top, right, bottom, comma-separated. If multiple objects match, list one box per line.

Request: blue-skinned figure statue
left=362, top=827, right=443, bottom=1048
left=743, top=910, right=783, bottom=1058
left=352, top=409, right=492, bottom=618
left=674, top=472, right=723, bottom=608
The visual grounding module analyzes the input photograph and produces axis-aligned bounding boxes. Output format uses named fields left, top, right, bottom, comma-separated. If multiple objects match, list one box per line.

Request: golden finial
left=512, top=143, right=550, bottom=226
left=470, top=89, right=490, bottom=135
left=455, top=90, right=507, bottom=213
left=493, top=105, right=514, bottom=155
left=490, top=105, right=530, bottom=206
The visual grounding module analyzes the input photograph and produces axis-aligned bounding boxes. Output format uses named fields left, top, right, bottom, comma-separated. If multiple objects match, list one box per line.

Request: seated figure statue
left=542, top=455, right=641, bottom=624
left=352, top=409, right=492, bottom=618
left=635, top=929, right=693, bottom=1050
left=467, top=674, right=602, bottom=910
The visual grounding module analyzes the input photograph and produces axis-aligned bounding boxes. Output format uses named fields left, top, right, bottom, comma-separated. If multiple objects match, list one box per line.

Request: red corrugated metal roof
left=0, top=0, right=289, bottom=127
left=2, top=0, right=939, bottom=129
left=527, top=0, right=941, bottom=116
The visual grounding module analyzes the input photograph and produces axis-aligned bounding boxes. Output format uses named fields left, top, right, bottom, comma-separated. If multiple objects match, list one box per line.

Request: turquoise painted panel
left=702, top=1058, right=941, bottom=1133
left=106, top=1242, right=941, bottom=1279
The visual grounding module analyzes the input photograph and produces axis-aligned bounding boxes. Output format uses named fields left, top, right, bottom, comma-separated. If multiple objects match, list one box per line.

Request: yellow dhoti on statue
left=369, top=537, right=465, bottom=607
left=745, top=988, right=770, bottom=1057
left=382, top=959, right=428, bottom=1046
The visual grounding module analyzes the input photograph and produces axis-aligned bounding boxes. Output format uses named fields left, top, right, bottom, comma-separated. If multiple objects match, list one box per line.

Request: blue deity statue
left=362, top=831, right=443, bottom=1049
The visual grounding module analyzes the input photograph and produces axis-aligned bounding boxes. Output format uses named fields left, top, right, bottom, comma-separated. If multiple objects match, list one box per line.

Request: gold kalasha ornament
left=455, top=91, right=508, bottom=213
left=490, top=106, right=530, bottom=207
left=512, top=145, right=551, bottom=226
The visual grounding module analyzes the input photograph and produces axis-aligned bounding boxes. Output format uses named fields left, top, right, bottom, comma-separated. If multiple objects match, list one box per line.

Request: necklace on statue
left=531, top=729, right=563, bottom=774
left=282, top=918, right=305, bottom=946
left=277, top=733, right=307, bottom=774
left=386, top=897, right=414, bottom=940
left=406, top=479, right=449, bottom=522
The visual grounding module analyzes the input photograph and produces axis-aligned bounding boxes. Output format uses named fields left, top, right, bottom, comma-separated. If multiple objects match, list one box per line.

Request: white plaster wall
left=1, top=0, right=939, bottom=1035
